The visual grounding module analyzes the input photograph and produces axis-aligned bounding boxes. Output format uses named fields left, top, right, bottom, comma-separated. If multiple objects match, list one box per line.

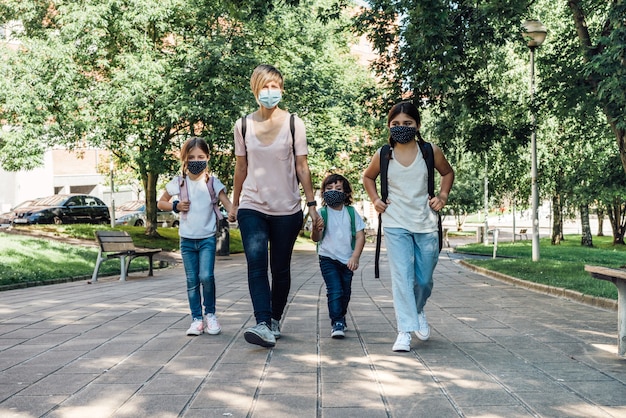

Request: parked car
left=12, top=194, right=110, bottom=225
left=0, top=199, right=39, bottom=227
left=115, top=200, right=179, bottom=227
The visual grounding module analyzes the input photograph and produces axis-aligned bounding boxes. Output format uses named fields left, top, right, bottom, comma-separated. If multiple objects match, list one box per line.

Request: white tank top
left=381, top=147, right=438, bottom=233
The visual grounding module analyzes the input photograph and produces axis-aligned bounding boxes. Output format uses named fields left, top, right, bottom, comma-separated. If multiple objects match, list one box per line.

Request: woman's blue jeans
left=383, top=227, right=438, bottom=332
left=319, top=256, right=353, bottom=326
left=237, top=208, right=302, bottom=325
left=180, top=236, right=217, bottom=320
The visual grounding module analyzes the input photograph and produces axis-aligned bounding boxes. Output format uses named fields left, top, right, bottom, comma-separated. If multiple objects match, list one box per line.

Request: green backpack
left=318, top=205, right=357, bottom=251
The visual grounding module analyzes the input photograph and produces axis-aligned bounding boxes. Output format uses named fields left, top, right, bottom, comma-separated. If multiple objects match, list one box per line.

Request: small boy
left=311, top=174, right=366, bottom=338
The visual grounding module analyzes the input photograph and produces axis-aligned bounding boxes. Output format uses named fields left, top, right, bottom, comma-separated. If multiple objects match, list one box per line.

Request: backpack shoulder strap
left=375, top=145, right=392, bottom=278
left=316, top=206, right=327, bottom=253
left=418, top=141, right=435, bottom=198
left=206, top=176, right=223, bottom=220
left=418, top=141, right=443, bottom=252
left=241, top=116, right=247, bottom=140
left=347, top=205, right=356, bottom=250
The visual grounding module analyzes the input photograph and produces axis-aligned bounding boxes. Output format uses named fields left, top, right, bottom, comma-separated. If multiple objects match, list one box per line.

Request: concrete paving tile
left=114, top=394, right=190, bottom=417
left=189, top=385, right=255, bottom=408
left=184, top=407, right=249, bottom=417
left=139, top=373, right=203, bottom=395
left=0, top=395, right=67, bottom=417
left=462, top=405, right=535, bottom=417
left=17, top=373, right=97, bottom=396
left=45, top=383, right=139, bottom=417
left=386, top=395, right=461, bottom=417
left=322, top=405, right=389, bottom=418
left=515, top=391, right=610, bottom=418
left=260, top=371, right=317, bottom=394
left=254, top=393, right=318, bottom=416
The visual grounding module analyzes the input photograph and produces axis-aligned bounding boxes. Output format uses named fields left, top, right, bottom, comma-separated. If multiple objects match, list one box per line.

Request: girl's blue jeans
left=237, top=208, right=302, bottom=325
left=319, top=256, right=353, bottom=326
left=180, top=236, right=217, bottom=320
left=383, top=227, right=439, bottom=332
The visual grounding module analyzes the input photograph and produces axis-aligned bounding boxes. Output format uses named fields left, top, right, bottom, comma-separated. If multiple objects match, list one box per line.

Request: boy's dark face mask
left=323, top=190, right=346, bottom=208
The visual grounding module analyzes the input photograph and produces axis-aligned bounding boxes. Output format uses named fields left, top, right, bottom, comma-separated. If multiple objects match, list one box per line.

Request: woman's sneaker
left=244, top=322, right=276, bottom=347
left=186, top=318, right=204, bottom=336
left=392, top=332, right=411, bottom=352
left=271, top=318, right=281, bottom=339
left=204, top=314, right=221, bottom=335
left=415, top=311, right=431, bottom=341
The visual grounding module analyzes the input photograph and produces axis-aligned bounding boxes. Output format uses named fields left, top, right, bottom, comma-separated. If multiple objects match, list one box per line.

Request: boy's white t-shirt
left=317, top=205, right=365, bottom=265
left=165, top=175, right=225, bottom=239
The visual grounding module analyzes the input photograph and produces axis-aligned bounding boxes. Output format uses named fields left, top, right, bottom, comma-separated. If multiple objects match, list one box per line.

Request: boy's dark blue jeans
left=319, top=255, right=353, bottom=326
left=237, top=208, right=302, bottom=325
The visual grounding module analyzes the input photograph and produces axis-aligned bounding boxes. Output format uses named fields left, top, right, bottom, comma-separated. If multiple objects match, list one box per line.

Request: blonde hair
left=179, top=137, right=210, bottom=187
left=250, top=64, right=284, bottom=97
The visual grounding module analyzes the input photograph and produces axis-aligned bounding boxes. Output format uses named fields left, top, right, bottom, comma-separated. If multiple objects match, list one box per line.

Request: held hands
left=228, top=205, right=238, bottom=222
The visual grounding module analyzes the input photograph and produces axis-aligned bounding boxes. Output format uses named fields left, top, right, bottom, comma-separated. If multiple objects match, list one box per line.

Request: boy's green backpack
left=318, top=205, right=357, bottom=251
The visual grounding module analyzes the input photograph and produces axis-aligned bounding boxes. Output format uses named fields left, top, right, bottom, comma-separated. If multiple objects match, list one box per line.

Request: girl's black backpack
left=375, top=142, right=443, bottom=278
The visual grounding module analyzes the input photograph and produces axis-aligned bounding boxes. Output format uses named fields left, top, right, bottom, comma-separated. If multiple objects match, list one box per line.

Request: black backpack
left=375, top=141, right=443, bottom=278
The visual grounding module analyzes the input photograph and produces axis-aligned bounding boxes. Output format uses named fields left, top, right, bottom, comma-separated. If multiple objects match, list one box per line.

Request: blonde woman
left=229, top=64, right=320, bottom=348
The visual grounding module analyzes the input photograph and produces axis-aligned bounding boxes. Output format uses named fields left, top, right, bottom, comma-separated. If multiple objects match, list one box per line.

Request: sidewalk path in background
left=0, top=242, right=624, bottom=417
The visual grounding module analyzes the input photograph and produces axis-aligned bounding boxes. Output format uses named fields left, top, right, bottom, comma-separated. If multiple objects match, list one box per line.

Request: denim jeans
left=180, top=236, right=217, bottom=320
left=319, top=256, right=353, bottom=326
left=383, top=227, right=439, bottom=332
left=238, top=208, right=302, bottom=325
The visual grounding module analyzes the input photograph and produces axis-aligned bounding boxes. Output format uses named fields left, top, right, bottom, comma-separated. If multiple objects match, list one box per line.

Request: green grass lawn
left=0, top=225, right=317, bottom=288
left=456, top=235, right=624, bottom=300
left=0, top=225, right=244, bottom=288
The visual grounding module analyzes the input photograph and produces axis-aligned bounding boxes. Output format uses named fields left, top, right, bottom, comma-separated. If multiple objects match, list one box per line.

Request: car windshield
left=117, top=201, right=145, bottom=211
left=36, top=195, right=69, bottom=206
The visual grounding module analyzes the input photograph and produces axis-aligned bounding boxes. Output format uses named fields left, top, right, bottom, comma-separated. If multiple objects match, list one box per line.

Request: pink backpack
left=176, top=175, right=223, bottom=221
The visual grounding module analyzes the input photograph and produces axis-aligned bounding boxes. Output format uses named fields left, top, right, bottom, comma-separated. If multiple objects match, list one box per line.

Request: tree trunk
left=580, top=203, right=593, bottom=247
left=597, top=206, right=604, bottom=236
left=607, top=198, right=626, bottom=245
left=551, top=194, right=562, bottom=245
left=143, top=171, right=160, bottom=238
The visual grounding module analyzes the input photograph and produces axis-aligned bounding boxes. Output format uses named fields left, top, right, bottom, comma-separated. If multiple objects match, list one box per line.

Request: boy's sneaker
left=244, top=322, right=276, bottom=348
left=204, top=314, right=221, bottom=335
left=331, top=322, right=345, bottom=339
left=271, top=318, right=281, bottom=339
left=415, top=311, right=431, bottom=341
left=186, top=318, right=204, bottom=336
left=392, top=332, right=411, bottom=352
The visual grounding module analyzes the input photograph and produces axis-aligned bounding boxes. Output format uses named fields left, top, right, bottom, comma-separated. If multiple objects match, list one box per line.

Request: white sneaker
left=186, top=318, right=204, bottom=336
left=392, top=332, right=411, bottom=352
left=204, top=314, right=221, bottom=335
left=415, top=311, right=430, bottom=341
left=271, top=318, right=281, bottom=339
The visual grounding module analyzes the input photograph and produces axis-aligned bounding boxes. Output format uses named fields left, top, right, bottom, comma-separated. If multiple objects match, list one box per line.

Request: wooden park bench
left=584, top=265, right=626, bottom=357
left=514, top=228, right=528, bottom=240
left=91, top=230, right=162, bottom=282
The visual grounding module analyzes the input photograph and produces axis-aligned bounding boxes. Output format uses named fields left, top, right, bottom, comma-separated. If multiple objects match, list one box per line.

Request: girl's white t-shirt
left=317, top=205, right=365, bottom=265
left=234, top=114, right=308, bottom=216
left=165, top=175, right=225, bottom=239
left=381, top=147, right=438, bottom=233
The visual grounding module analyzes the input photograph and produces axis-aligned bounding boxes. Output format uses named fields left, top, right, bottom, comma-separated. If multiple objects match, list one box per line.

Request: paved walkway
left=1, top=242, right=625, bottom=418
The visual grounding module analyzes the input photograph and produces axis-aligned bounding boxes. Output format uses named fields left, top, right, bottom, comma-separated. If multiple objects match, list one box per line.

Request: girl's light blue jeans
left=180, top=236, right=217, bottom=320
left=383, top=227, right=439, bottom=332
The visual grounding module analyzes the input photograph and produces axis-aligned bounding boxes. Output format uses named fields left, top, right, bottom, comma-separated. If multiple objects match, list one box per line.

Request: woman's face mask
left=258, top=89, right=282, bottom=109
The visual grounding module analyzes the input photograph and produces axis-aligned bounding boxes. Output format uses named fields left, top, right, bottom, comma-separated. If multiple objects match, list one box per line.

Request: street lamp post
left=522, top=19, right=547, bottom=262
